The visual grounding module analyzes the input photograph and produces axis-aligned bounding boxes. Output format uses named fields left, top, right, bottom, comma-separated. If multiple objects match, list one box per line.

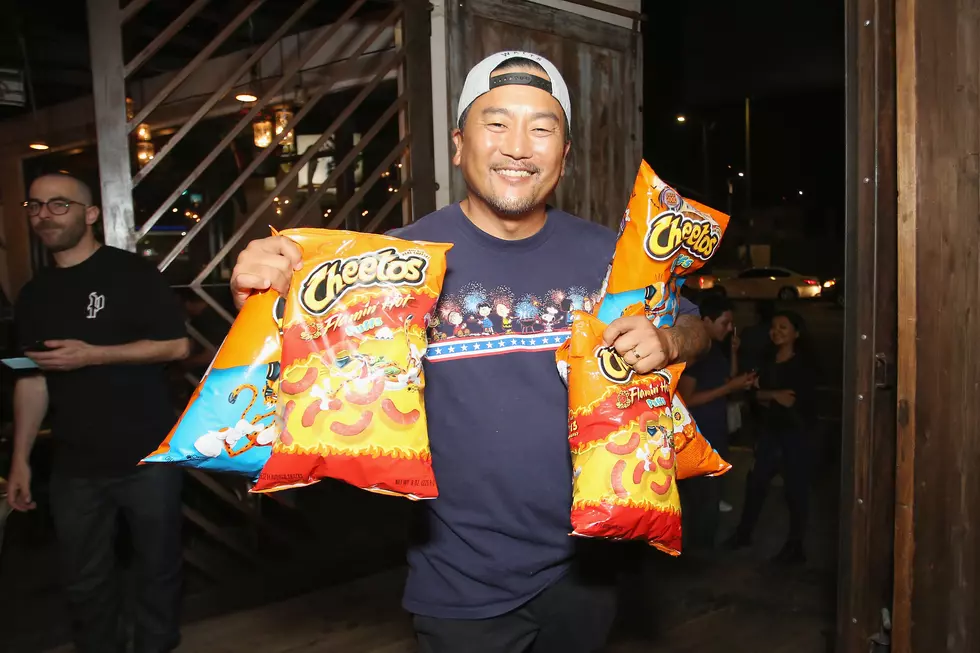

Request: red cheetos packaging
left=143, top=290, right=284, bottom=479
left=558, top=335, right=731, bottom=483
left=566, top=306, right=684, bottom=554
left=250, top=229, right=452, bottom=498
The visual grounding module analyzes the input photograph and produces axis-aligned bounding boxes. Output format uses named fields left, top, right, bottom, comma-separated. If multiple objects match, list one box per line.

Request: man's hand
left=28, top=340, right=98, bottom=371
left=603, top=315, right=677, bottom=374
left=6, top=460, right=36, bottom=512
left=230, top=236, right=304, bottom=310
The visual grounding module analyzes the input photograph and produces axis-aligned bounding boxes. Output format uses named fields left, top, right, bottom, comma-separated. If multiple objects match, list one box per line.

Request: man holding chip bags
left=8, top=172, right=189, bottom=653
left=230, top=52, right=709, bottom=652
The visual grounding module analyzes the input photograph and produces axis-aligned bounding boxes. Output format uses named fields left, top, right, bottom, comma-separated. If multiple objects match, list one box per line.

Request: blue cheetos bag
left=142, top=290, right=284, bottom=479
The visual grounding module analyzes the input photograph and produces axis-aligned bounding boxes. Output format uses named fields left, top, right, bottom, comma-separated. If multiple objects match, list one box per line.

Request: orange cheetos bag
left=573, top=160, right=733, bottom=481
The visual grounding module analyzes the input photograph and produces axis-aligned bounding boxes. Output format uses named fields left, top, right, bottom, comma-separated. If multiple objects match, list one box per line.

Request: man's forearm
left=94, top=338, right=190, bottom=366
left=13, top=376, right=48, bottom=464
left=665, top=314, right=710, bottom=365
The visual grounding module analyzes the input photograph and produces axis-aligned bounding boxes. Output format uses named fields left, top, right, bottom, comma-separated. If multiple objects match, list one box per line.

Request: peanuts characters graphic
left=477, top=303, right=494, bottom=334
left=541, top=306, right=559, bottom=332
left=496, top=303, right=513, bottom=333
left=448, top=310, right=469, bottom=337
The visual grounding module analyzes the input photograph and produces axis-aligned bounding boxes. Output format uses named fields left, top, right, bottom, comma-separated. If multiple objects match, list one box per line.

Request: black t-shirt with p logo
left=14, top=246, right=187, bottom=477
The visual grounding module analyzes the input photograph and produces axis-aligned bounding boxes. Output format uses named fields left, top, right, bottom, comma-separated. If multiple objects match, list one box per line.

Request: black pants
left=735, top=426, right=810, bottom=544
left=49, top=465, right=183, bottom=653
left=679, top=475, right=722, bottom=551
left=679, top=427, right=728, bottom=551
left=413, top=569, right=618, bottom=653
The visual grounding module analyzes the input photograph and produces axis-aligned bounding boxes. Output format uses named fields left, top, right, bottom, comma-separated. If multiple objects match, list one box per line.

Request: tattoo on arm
left=667, top=314, right=710, bottom=365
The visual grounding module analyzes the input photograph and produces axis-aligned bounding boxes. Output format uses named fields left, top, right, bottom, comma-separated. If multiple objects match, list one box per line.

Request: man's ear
left=559, top=140, right=571, bottom=178
left=451, top=128, right=463, bottom=167
left=85, top=205, right=101, bottom=227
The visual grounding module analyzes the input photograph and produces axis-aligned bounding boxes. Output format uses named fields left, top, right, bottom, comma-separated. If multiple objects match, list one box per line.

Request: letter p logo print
left=87, top=292, right=106, bottom=319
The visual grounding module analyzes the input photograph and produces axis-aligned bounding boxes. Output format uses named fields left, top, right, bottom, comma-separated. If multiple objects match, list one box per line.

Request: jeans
left=49, top=465, right=183, bottom=653
left=735, top=426, right=810, bottom=544
left=413, top=568, right=618, bottom=653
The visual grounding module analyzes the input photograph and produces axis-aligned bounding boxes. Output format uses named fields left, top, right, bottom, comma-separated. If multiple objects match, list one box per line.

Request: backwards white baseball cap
left=457, top=51, right=572, bottom=129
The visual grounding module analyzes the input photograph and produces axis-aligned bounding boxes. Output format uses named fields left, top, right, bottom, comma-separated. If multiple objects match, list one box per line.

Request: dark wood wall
left=445, top=0, right=642, bottom=229
left=893, top=0, right=980, bottom=651
left=836, top=0, right=899, bottom=650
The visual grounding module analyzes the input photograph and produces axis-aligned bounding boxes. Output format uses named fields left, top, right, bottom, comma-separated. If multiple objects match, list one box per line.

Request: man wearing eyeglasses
left=7, top=172, right=190, bottom=653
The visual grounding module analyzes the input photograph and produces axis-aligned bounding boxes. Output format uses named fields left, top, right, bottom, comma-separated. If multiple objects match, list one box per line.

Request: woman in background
left=728, top=310, right=817, bottom=565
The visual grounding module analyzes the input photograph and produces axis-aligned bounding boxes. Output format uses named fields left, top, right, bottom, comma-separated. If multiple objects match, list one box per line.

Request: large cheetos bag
left=143, top=290, right=284, bottom=479
left=562, top=161, right=732, bottom=482
left=566, top=305, right=684, bottom=554
left=250, top=229, right=452, bottom=498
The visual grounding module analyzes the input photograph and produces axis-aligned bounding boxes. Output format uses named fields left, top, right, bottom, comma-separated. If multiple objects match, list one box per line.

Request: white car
left=715, top=267, right=823, bottom=300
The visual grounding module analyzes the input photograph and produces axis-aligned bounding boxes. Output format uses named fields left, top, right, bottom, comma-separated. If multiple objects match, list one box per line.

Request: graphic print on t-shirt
left=86, top=291, right=106, bottom=319
left=425, top=281, right=603, bottom=362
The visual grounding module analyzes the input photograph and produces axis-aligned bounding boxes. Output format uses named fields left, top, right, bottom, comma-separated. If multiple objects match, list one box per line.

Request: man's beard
left=35, top=219, right=87, bottom=253
left=471, top=182, right=542, bottom=217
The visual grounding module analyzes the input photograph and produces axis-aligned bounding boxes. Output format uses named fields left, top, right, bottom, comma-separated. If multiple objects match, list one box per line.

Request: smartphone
left=24, top=340, right=53, bottom=353
left=2, top=357, right=40, bottom=370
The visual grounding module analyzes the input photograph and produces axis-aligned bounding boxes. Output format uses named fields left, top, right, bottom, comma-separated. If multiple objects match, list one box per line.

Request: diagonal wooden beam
left=187, top=470, right=293, bottom=548
left=326, top=135, right=410, bottom=230
left=183, top=505, right=262, bottom=566
left=121, top=0, right=154, bottom=24
left=288, top=94, right=406, bottom=230
left=364, top=178, right=413, bottom=233
left=128, top=0, right=266, bottom=130
left=135, top=0, right=373, bottom=238
left=130, top=0, right=324, bottom=186
left=124, top=0, right=213, bottom=79
left=155, top=6, right=401, bottom=272
left=190, top=48, right=406, bottom=284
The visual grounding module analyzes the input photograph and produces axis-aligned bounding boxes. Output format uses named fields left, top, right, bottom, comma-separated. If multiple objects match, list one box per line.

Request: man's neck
left=461, top=196, right=548, bottom=241
left=53, top=237, right=101, bottom=268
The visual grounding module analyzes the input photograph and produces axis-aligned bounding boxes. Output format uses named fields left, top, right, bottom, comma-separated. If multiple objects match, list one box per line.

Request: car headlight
left=823, top=279, right=836, bottom=288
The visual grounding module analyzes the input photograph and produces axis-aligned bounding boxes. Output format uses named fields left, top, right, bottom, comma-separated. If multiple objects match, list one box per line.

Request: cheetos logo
left=595, top=345, right=634, bottom=384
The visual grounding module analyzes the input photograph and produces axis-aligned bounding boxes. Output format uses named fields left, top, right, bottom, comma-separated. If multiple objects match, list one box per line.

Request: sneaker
left=719, top=500, right=733, bottom=513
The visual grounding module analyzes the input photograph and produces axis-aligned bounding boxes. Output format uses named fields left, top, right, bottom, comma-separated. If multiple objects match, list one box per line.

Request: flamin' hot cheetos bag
left=250, top=229, right=452, bottom=498
left=566, top=304, right=684, bottom=554
left=592, top=161, right=732, bottom=481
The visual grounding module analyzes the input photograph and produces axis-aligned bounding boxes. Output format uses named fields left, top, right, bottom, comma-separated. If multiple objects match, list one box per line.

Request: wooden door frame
left=837, top=0, right=899, bottom=651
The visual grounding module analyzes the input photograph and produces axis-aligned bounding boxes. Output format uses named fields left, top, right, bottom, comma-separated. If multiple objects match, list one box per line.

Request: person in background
left=677, top=293, right=756, bottom=551
left=7, top=172, right=190, bottom=653
left=226, top=51, right=710, bottom=653
left=727, top=310, right=817, bottom=565
left=739, top=298, right=775, bottom=373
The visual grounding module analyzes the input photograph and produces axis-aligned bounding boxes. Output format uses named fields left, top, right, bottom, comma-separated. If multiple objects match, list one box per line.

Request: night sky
left=642, top=0, right=845, bottom=251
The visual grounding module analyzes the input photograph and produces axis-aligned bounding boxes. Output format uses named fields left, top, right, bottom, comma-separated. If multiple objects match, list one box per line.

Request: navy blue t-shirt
left=391, top=203, right=698, bottom=619
left=686, top=342, right=730, bottom=457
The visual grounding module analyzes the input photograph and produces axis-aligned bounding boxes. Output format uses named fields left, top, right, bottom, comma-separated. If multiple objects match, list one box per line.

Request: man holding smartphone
left=7, top=172, right=190, bottom=653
